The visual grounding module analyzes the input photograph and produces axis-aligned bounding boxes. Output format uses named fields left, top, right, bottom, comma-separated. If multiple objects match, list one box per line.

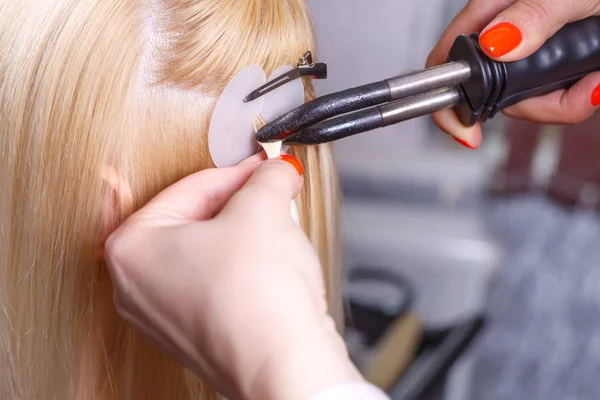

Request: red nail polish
left=592, top=83, right=600, bottom=107
left=453, top=136, right=477, bottom=150
left=279, top=154, right=304, bottom=176
left=480, top=22, right=523, bottom=57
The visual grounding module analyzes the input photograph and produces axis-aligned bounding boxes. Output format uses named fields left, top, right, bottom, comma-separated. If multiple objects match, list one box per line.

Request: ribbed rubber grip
left=448, top=16, right=600, bottom=125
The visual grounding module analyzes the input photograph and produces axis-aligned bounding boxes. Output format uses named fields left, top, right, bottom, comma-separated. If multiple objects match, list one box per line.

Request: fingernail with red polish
left=279, top=154, right=304, bottom=176
left=453, top=136, right=477, bottom=150
left=480, top=22, right=523, bottom=57
left=592, top=83, right=600, bottom=107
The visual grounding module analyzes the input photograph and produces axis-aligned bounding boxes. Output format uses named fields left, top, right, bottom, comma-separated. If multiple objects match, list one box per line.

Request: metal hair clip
left=243, top=51, right=327, bottom=103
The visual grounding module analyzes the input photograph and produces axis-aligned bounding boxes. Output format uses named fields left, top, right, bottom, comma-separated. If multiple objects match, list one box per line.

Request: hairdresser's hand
left=427, top=0, right=600, bottom=149
left=104, top=154, right=361, bottom=400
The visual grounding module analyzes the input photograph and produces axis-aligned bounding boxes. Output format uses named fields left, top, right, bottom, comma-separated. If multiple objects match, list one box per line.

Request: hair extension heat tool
left=250, top=17, right=600, bottom=145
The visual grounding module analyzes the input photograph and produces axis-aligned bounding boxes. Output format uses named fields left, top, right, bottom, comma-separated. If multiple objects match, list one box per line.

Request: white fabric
left=306, top=381, right=391, bottom=400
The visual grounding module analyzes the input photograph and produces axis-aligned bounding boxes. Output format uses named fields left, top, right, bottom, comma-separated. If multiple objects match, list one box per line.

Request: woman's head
left=0, top=0, right=339, bottom=398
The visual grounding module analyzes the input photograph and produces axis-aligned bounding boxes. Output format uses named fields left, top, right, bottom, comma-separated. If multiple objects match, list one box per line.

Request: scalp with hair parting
left=0, top=0, right=341, bottom=398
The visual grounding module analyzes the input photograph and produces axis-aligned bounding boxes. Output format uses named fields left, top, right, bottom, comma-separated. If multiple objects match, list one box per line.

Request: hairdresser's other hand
left=427, top=0, right=600, bottom=149
left=104, top=154, right=361, bottom=400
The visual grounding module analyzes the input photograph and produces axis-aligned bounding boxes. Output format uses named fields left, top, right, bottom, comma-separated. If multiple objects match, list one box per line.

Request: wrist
left=241, top=323, right=362, bottom=400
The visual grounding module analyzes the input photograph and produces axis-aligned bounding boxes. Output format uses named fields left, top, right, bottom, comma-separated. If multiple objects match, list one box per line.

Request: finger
left=426, top=0, right=516, bottom=68
left=135, top=161, right=262, bottom=223
left=239, top=150, right=267, bottom=164
left=426, top=0, right=510, bottom=147
left=502, top=72, right=600, bottom=123
left=222, top=156, right=304, bottom=219
left=433, top=109, right=483, bottom=149
left=479, top=0, right=600, bottom=61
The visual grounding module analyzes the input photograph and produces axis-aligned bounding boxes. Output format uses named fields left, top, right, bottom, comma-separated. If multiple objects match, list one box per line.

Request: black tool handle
left=448, top=16, right=600, bottom=126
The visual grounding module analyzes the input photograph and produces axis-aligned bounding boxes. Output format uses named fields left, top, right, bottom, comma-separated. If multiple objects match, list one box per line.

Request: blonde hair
left=0, top=0, right=341, bottom=398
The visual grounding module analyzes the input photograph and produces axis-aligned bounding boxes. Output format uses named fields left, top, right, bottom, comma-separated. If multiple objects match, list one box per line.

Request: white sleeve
left=306, top=381, right=391, bottom=400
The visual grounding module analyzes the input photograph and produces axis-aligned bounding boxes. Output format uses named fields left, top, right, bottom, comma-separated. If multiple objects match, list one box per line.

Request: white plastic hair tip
left=260, top=141, right=283, bottom=160
left=259, top=141, right=300, bottom=225
left=262, top=66, right=306, bottom=123
left=209, top=65, right=266, bottom=168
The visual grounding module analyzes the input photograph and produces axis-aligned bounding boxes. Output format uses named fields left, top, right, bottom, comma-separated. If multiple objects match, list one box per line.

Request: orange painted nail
left=592, top=83, right=600, bottom=107
left=279, top=154, right=304, bottom=175
left=480, top=22, right=523, bottom=57
left=453, top=136, right=476, bottom=150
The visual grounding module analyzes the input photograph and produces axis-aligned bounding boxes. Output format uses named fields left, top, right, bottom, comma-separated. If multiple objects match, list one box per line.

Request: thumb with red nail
left=103, top=154, right=374, bottom=400
left=427, top=0, right=600, bottom=149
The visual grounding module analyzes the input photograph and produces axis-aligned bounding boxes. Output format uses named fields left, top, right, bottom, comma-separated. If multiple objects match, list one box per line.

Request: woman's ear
left=99, top=165, right=134, bottom=260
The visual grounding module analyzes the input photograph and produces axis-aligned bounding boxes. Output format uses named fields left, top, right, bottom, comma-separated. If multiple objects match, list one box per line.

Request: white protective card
left=208, top=65, right=266, bottom=168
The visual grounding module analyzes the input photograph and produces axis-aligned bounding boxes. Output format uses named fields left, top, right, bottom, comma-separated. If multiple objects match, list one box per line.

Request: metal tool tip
left=243, top=92, right=258, bottom=103
left=255, top=128, right=277, bottom=143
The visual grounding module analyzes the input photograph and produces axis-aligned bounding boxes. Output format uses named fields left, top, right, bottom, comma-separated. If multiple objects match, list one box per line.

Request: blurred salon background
left=307, top=1, right=600, bottom=399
